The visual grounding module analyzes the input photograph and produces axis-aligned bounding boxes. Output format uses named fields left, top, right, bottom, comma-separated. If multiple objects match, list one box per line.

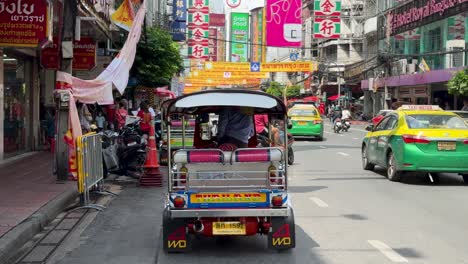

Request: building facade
left=0, top=0, right=114, bottom=161
left=362, top=0, right=468, bottom=110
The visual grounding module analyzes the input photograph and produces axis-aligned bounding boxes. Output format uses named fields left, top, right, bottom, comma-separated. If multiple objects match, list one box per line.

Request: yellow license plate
left=297, top=121, right=308, bottom=125
left=212, top=222, right=246, bottom=235
left=438, top=142, right=456, bottom=151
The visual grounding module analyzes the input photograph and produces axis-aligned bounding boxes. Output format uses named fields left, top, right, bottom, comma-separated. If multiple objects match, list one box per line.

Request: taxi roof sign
left=397, top=105, right=443, bottom=111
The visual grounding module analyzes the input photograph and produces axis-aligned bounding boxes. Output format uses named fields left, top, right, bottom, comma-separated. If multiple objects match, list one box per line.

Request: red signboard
left=40, top=37, right=96, bottom=70
left=208, top=28, right=217, bottom=61
left=209, top=13, right=225, bottom=27
left=72, top=37, right=97, bottom=71
left=40, top=38, right=59, bottom=69
left=0, top=0, right=52, bottom=47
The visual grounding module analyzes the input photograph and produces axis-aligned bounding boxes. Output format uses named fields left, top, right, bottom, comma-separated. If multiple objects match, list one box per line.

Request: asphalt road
left=48, top=122, right=468, bottom=264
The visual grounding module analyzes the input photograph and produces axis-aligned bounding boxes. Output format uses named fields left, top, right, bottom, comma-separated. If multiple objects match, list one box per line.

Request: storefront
left=374, top=0, right=468, bottom=110
left=0, top=48, right=44, bottom=160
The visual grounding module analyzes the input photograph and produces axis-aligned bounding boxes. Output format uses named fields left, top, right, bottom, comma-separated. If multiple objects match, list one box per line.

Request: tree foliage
left=448, top=70, right=468, bottom=97
left=265, top=82, right=283, bottom=97
left=131, top=27, right=183, bottom=87
left=265, top=82, right=302, bottom=99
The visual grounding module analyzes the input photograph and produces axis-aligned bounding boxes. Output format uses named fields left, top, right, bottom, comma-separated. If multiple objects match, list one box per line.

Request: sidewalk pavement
left=0, top=152, right=77, bottom=263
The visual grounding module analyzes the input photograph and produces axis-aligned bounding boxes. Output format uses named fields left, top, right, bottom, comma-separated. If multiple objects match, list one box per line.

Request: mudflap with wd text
left=268, top=208, right=296, bottom=250
left=163, top=208, right=191, bottom=253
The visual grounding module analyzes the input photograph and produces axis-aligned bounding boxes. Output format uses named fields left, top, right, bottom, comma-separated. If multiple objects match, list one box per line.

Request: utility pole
left=55, top=0, right=77, bottom=181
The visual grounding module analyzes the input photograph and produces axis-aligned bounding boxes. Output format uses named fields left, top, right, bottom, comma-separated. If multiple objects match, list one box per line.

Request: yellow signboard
left=261, top=62, right=316, bottom=72
left=203, top=62, right=318, bottom=72
left=188, top=71, right=269, bottom=79
left=204, top=62, right=251, bottom=71
left=190, top=193, right=267, bottom=203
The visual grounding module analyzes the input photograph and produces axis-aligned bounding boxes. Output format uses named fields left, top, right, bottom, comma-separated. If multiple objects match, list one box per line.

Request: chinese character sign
left=188, top=0, right=210, bottom=59
left=314, top=17, right=340, bottom=39
left=314, top=0, right=341, bottom=16
left=230, top=12, right=249, bottom=62
left=265, top=0, right=302, bottom=47
left=174, top=0, right=187, bottom=21
left=172, top=0, right=187, bottom=41
left=0, top=0, right=52, bottom=48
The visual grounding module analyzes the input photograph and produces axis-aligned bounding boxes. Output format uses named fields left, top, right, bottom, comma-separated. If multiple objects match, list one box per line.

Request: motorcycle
left=342, top=118, right=351, bottom=132
left=333, top=118, right=343, bottom=133
left=101, top=118, right=147, bottom=178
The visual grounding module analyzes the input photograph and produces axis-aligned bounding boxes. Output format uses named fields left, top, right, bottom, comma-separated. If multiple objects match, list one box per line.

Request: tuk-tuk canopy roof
left=164, top=89, right=287, bottom=118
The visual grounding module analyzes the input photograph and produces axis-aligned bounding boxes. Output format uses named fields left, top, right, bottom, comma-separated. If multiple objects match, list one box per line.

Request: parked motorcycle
left=333, top=118, right=343, bottom=133
left=101, top=118, right=147, bottom=178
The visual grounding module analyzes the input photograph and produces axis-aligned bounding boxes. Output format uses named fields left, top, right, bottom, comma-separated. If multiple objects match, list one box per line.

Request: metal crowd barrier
left=75, top=133, right=115, bottom=211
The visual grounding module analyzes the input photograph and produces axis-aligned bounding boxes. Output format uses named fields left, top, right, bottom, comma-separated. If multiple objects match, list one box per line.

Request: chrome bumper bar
left=170, top=208, right=289, bottom=218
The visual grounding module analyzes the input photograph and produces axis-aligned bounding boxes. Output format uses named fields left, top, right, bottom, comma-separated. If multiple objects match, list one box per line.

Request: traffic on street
left=1, top=0, right=468, bottom=264
left=25, top=114, right=468, bottom=264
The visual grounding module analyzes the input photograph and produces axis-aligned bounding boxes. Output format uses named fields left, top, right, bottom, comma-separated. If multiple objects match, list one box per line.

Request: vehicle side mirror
left=365, top=125, right=374, bottom=131
left=287, top=120, right=293, bottom=129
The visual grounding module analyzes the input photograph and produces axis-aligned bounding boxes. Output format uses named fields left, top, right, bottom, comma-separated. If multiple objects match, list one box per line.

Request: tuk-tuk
left=159, top=100, right=196, bottom=165
left=162, top=89, right=296, bottom=252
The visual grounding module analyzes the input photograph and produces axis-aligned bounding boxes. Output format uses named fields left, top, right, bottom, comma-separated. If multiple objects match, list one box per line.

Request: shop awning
left=303, top=96, right=318, bottom=102
left=154, top=86, right=176, bottom=98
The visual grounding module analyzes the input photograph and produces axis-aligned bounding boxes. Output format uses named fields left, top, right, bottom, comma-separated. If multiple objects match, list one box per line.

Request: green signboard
left=230, top=12, right=249, bottom=62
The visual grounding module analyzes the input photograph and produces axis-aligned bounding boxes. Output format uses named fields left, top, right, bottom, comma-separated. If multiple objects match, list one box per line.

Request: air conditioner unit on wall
left=446, top=40, right=466, bottom=68
left=407, top=63, right=416, bottom=74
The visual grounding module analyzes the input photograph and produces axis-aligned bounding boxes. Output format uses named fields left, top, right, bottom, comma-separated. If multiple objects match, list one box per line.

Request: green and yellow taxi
left=288, top=105, right=323, bottom=140
left=361, top=105, right=468, bottom=183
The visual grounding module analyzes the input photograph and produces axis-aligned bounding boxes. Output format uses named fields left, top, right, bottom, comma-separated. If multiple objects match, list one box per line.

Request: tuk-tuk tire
left=162, top=207, right=191, bottom=253
left=287, top=147, right=294, bottom=165
left=268, top=207, right=296, bottom=250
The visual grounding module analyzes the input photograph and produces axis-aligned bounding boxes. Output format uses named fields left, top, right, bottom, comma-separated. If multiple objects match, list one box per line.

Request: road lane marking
left=337, top=152, right=350, bottom=156
left=319, top=146, right=327, bottom=149
left=309, top=197, right=329, bottom=208
left=353, top=137, right=359, bottom=140
left=368, top=240, right=408, bottom=263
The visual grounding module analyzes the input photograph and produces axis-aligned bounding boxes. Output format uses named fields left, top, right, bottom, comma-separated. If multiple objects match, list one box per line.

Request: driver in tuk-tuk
left=217, top=107, right=254, bottom=148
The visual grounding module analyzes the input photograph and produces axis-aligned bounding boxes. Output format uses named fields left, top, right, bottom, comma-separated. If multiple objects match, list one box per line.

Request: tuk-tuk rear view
left=161, top=90, right=296, bottom=252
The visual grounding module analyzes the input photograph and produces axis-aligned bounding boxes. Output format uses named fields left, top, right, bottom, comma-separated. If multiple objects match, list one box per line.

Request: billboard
left=250, top=8, right=264, bottom=63
left=314, top=0, right=342, bottom=16
left=313, top=17, right=341, bottom=39
left=265, top=0, right=302, bottom=47
left=230, top=12, right=249, bottom=62
left=188, top=0, right=210, bottom=60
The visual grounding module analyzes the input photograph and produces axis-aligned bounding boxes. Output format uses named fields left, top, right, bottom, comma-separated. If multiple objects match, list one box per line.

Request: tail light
left=173, top=196, right=185, bottom=208
left=179, top=167, right=188, bottom=184
left=402, top=135, right=430, bottom=144
left=463, top=139, right=468, bottom=144
left=313, top=120, right=322, bottom=124
left=268, top=165, right=276, bottom=184
left=271, top=195, right=283, bottom=207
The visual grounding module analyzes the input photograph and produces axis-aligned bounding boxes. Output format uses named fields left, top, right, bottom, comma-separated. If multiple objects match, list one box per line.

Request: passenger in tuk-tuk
left=217, top=107, right=254, bottom=148
left=254, top=114, right=282, bottom=147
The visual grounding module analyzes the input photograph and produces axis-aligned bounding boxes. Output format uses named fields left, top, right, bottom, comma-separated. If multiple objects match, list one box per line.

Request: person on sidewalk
left=115, top=101, right=128, bottom=130
left=461, top=99, right=468, bottom=111
left=137, top=101, right=152, bottom=135
left=95, top=111, right=106, bottom=131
